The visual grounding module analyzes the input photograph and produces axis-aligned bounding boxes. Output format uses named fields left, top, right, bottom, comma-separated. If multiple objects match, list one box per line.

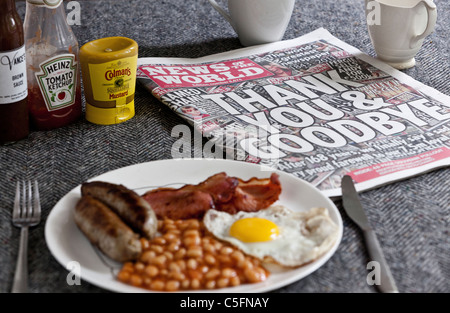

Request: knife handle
left=363, top=229, right=399, bottom=293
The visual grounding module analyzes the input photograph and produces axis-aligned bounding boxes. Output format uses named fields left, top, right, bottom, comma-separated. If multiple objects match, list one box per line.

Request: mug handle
left=207, top=0, right=234, bottom=26
left=411, top=0, right=437, bottom=48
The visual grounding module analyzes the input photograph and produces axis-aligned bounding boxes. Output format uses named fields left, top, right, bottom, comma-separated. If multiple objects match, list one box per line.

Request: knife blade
left=341, top=175, right=399, bottom=293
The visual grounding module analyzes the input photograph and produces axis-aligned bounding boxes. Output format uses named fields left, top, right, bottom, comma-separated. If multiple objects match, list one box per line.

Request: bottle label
left=26, top=0, right=63, bottom=9
left=88, top=56, right=137, bottom=105
left=35, top=54, right=78, bottom=111
left=0, top=46, right=28, bottom=105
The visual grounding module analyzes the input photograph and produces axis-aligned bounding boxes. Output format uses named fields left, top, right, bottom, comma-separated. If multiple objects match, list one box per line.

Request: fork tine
left=13, top=181, right=21, bottom=220
left=27, top=180, right=32, bottom=219
left=21, top=181, right=26, bottom=219
left=33, top=180, right=41, bottom=220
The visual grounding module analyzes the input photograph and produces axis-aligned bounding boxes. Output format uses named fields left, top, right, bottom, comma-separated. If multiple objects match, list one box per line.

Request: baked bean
left=150, top=280, right=165, bottom=291
left=203, top=243, right=216, bottom=253
left=166, top=280, right=180, bottom=292
left=153, top=237, right=166, bottom=245
left=217, top=277, right=229, bottom=288
left=152, top=255, right=167, bottom=267
left=140, top=238, right=150, bottom=250
left=168, top=242, right=180, bottom=252
left=187, top=258, right=198, bottom=270
left=217, top=255, right=232, bottom=265
left=161, top=269, right=169, bottom=276
left=134, top=262, right=145, bottom=273
left=143, top=277, right=152, bottom=287
left=220, top=246, right=233, bottom=255
left=117, top=218, right=270, bottom=292
left=163, top=251, right=174, bottom=261
left=230, top=276, right=241, bottom=287
left=183, top=235, right=200, bottom=247
left=150, top=245, right=164, bottom=254
left=163, top=232, right=178, bottom=241
left=184, top=229, right=200, bottom=237
left=244, top=267, right=268, bottom=283
left=169, top=272, right=185, bottom=281
left=222, top=268, right=237, bottom=278
left=130, top=274, right=143, bottom=287
left=242, top=258, right=254, bottom=270
left=205, top=268, right=220, bottom=280
left=168, top=229, right=181, bottom=237
left=164, top=225, right=177, bottom=233
left=186, top=246, right=202, bottom=258
left=188, top=269, right=202, bottom=280
left=204, top=253, right=216, bottom=265
left=231, top=250, right=245, bottom=263
left=144, top=265, right=158, bottom=277
left=140, top=250, right=156, bottom=263
left=181, top=279, right=190, bottom=289
left=117, top=270, right=131, bottom=282
left=121, top=262, right=135, bottom=273
left=174, top=248, right=186, bottom=260
left=214, top=241, right=223, bottom=251
left=187, top=219, right=200, bottom=230
left=169, top=262, right=181, bottom=273
left=176, top=259, right=186, bottom=271
left=205, top=280, right=216, bottom=289
left=190, top=279, right=201, bottom=289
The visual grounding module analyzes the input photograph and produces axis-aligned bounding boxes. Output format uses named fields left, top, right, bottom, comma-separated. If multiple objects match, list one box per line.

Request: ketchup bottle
left=24, top=0, right=82, bottom=130
left=0, top=0, right=29, bottom=144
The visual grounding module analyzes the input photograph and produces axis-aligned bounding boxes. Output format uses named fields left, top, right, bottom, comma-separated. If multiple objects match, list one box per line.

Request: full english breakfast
left=73, top=172, right=339, bottom=291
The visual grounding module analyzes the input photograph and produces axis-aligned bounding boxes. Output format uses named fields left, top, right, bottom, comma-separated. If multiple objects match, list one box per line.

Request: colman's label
left=88, top=56, right=137, bottom=106
left=35, top=54, right=78, bottom=111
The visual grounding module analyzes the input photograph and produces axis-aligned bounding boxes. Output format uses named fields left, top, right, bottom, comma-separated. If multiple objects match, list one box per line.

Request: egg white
left=203, top=205, right=339, bottom=267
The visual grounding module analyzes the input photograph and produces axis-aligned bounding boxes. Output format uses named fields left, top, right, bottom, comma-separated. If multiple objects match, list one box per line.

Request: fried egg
left=203, top=205, right=339, bottom=267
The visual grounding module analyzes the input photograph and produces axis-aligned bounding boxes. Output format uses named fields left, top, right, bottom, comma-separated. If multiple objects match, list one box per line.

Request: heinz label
left=36, top=54, right=78, bottom=111
left=139, top=59, right=275, bottom=89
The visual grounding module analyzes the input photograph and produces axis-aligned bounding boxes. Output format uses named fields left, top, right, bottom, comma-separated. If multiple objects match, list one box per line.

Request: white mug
left=208, top=0, right=296, bottom=46
left=365, top=0, right=437, bottom=69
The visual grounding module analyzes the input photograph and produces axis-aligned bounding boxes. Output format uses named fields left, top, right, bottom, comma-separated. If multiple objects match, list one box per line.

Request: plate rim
left=45, top=158, right=343, bottom=293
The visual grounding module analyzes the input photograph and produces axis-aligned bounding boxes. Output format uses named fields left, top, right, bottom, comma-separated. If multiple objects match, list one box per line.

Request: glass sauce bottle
left=0, top=0, right=29, bottom=144
left=24, top=0, right=82, bottom=130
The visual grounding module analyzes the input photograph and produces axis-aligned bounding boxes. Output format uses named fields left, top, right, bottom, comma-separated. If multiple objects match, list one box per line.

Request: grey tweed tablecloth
left=1, top=0, right=448, bottom=293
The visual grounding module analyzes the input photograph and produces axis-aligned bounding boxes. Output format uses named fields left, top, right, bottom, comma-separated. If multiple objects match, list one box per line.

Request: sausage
left=81, top=181, right=157, bottom=239
left=74, top=195, right=142, bottom=262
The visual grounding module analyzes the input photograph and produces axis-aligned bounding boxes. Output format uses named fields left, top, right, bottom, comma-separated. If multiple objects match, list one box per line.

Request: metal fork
left=11, top=180, right=41, bottom=293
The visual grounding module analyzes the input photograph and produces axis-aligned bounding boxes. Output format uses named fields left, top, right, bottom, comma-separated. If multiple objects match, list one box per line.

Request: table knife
left=341, top=175, right=399, bottom=293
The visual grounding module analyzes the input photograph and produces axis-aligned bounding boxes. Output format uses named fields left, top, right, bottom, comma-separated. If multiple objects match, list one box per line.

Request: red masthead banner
left=139, top=58, right=274, bottom=89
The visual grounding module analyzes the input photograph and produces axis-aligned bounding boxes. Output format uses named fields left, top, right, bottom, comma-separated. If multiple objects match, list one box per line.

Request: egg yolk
left=229, top=218, right=279, bottom=242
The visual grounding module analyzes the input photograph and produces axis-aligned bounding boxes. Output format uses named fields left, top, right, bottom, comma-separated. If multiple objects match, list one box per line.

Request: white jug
left=365, top=0, right=437, bottom=69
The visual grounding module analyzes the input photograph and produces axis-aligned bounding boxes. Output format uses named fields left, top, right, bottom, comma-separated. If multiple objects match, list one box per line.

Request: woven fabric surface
left=0, top=0, right=448, bottom=293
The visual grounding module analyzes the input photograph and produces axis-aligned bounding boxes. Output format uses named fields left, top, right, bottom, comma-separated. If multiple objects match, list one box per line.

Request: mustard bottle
left=80, top=37, right=138, bottom=125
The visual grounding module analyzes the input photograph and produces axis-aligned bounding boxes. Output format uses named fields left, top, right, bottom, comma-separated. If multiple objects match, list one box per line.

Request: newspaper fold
left=137, top=28, right=450, bottom=197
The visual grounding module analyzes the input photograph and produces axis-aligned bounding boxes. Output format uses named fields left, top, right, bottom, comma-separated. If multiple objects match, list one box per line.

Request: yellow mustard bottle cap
left=85, top=101, right=135, bottom=125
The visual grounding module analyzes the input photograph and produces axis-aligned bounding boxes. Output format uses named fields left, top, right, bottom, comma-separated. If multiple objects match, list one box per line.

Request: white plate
left=45, top=158, right=343, bottom=293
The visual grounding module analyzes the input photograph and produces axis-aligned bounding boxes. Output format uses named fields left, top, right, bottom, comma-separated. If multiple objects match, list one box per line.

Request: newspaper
left=137, top=28, right=450, bottom=197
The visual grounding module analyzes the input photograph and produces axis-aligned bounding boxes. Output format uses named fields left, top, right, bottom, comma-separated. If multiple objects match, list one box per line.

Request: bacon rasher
left=142, top=172, right=281, bottom=219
